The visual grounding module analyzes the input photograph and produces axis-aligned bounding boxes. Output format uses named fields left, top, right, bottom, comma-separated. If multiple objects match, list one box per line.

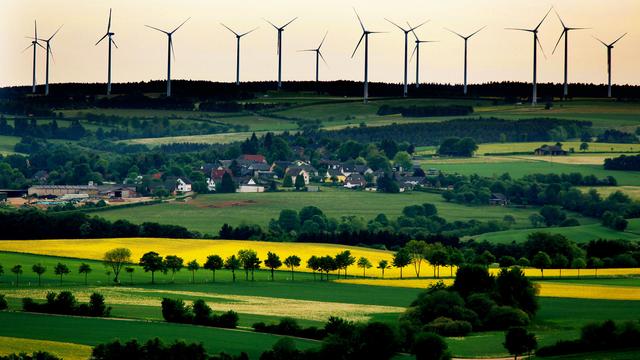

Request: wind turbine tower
left=594, top=34, right=627, bottom=98
left=145, top=18, right=190, bottom=97
left=23, top=20, right=44, bottom=94
left=221, top=24, right=257, bottom=85
left=351, top=9, right=384, bottom=103
left=39, top=25, right=63, bottom=96
left=446, top=26, right=486, bottom=95
left=552, top=10, right=588, bottom=98
left=408, top=23, right=437, bottom=89
left=300, top=31, right=328, bottom=82
left=386, top=19, right=427, bottom=97
left=265, top=18, right=297, bottom=90
left=95, top=9, right=117, bottom=95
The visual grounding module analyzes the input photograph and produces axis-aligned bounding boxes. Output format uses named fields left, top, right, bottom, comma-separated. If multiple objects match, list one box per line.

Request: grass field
left=89, top=190, right=595, bottom=234
left=0, top=336, right=91, bottom=360
left=0, top=135, right=20, bottom=155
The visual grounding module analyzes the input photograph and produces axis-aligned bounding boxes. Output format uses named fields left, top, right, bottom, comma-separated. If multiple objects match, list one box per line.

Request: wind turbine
left=37, top=25, right=63, bottom=96
left=594, top=33, right=627, bottom=98
left=221, top=24, right=257, bottom=85
left=145, top=18, right=190, bottom=97
left=409, top=23, right=437, bottom=89
left=507, top=7, right=552, bottom=105
left=351, top=9, right=384, bottom=103
left=264, top=17, right=297, bottom=90
left=95, top=9, right=117, bottom=95
left=299, top=31, right=328, bottom=82
left=22, top=20, right=45, bottom=94
left=446, top=26, right=486, bottom=95
left=552, top=10, right=588, bottom=98
left=386, top=19, right=427, bottom=97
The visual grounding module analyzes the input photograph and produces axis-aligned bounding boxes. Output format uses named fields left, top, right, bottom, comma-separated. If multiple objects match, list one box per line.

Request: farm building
left=344, top=174, right=367, bottom=189
left=489, top=193, right=509, bottom=206
left=28, top=184, right=99, bottom=197
left=534, top=144, right=568, bottom=156
left=238, top=178, right=265, bottom=193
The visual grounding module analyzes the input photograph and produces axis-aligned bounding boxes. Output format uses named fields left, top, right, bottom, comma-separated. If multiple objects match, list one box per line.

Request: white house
left=175, top=178, right=192, bottom=193
left=238, top=178, right=265, bottom=193
left=206, top=178, right=216, bottom=192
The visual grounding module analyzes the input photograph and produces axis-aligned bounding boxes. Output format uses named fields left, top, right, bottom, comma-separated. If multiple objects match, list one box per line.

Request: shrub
left=423, top=317, right=473, bottom=337
left=0, top=295, right=7, bottom=310
left=253, top=318, right=325, bottom=340
left=411, top=332, right=452, bottom=360
left=485, top=306, right=530, bottom=330
left=0, top=352, right=62, bottom=360
left=22, top=291, right=109, bottom=317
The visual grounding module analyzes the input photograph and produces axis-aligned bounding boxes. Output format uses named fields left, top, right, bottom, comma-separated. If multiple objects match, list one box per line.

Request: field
left=0, top=135, right=20, bottom=155
left=90, top=189, right=596, bottom=234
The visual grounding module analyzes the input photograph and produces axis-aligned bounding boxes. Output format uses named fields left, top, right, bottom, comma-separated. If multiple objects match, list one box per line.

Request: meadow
left=0, top=135, right=19, bottom=155
left=90, top=189, right=596, bottom=234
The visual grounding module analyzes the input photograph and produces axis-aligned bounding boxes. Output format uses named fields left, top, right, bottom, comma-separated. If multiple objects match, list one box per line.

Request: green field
left=90, top=189, right=596, bottom=234
left=470, top=219, right=640, bottom=244
left=0, top=135, right=20, bottom=155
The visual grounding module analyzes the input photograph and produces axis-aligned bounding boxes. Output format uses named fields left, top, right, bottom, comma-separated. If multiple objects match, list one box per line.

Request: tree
left=125, top=266, right=135, bottom=284
left=357, top=257, right=373, bottom=277
left=552, top=254, right=569, bottom=278
left=405, top=240, right=427, bottom=278
left=580, top=142, right=589, bottom=152
left=393, top=151, right=413, bottom=171
left=219, top=172, right=236, bottom=193
left=590, top=257, right=604, bottom=278
left=334, top=250, right=356, bottom=278
left=283, top=255, right=301, bottom=280
left=264, top=252, right=282, bottom=281
left=139, top=252, right=164, bottom=284
left=32, top=263, right=46, bottom=286
left=78, top=263, right=92, bottom=285
left=448, top=248, right=465, bottom=277
left=187, top=260, right=200, bottom=283
left=164, top=255, right=184, bottom=282
left=539, top=206, right=566, bottom=227
left=503, top=327, right=537, bottom=360
left=11, top=264, right=23, bottom=286
left=294, top=174, right=306, bottom=190
left=204, top=255, right=223, bottom=282
left=238, top=249, right=261, bottom=281
left=412, top=332, right=451, bottom=360
left=307, top=255, right=320, bottom=280
left=103, top=248, right=132, bottom=284
left=516, top=257, right=530, bottom=268
left=54, top=263, right=70, bottom=285
left=377, top=259, right=389, bottom=278
left=392, top=248, right=411, bottom=279
left=528, top=213, right=545, bottom=228
left=532, top=251, right=552, bottom=278
left=429, top=248, right=450, bottom=278
left=282, top=174, right=293, bottom=188
left=224, top=255, right=240, bottom=282
left=572, top=258, right=587, bottom=279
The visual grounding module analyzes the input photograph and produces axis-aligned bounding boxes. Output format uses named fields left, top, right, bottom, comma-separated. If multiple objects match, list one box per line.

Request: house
left=286, top=167, right=311, bottom=185
left=489, top=193, right=509, bottom=206
left=206, top=178, right=216, bottom=192
left=399, top=177, right=426, bottom=191
left=319, top=159, right=342, bottom=170
left=238, top=154, right=267, bottom=163
left=98, top=185, right=137, bottom=199
left=211, top=167, right=232, bottom=180
left=323, top=168, right=346, bottom=183
left=344, top=174, right=367, bottom=189
left=426, top=168, right=440, bottom=177
left=163, top=178, right=192, bottom=195
left=534, top=144, right=568, bottom=156
left=28, top=184, right=99, bottom=197
left=238, top=178, right=265, bottom=193
left=32, top=170, right=49, bottom=183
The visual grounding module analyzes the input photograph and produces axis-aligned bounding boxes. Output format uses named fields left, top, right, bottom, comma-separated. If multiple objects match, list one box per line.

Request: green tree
left=139, top=251, right=164, bottom=284
left=282, top=174, right=293, bottom=188
left=11, top=265, right=22, bottom=286
left=393, top=151, right=413, bottom=171
left=571, top=258, right=587, bottom=279
left=238, top=249, right=261, bottom=281
left=412, top=332, right=451, bottom=360
left=125, top=266, right=135, bottom=284
left=264, top=252, right=282, bottom=280
left=31, top=263, right=46, bottom=286
left=580, top=142, right=589, bottom=152
left=405, top=240, right=427, bottom=278
left=224, top=255, right=240, bottom=282
left=294, top=174, right=306, bottom=190
left=283, top=255, right=301, bottom=280
left=163, top=255, right=184, bottom=282
left=528, top=213, right=545, bottom=228
left=590, top=257, right=604, bottom=278
left=448, top=248, right=465, bottom=277
left=54, top=263, right=70, bottom=285
left=392, top=248, right=411, bottom=279
left=516, top=257, right=530, bottom=268
left=532, top=251, right=552, bottom=278
left=219, top=172, right=236, bottom=193
left=503, top=327, right=537, bottom=360
left=334, top=250, right=356, bottom=278
left=277, top=209, right=299, bottom=232
left=357, top=257, right=373, bottom=277
left=429, top=248, right=450, bottom=279
left=103, top=248, right=132, bottom=284
left=377, top=259, right=389, bottom=278
left=307, top=255, right=320, bottom=280
left=553, top=254, right=569, bottom=278
left=187, top=260, right=200, bottom=283
left=204, top=255, right=223, bottom=282
left=79, top=263, right=92, bottom=285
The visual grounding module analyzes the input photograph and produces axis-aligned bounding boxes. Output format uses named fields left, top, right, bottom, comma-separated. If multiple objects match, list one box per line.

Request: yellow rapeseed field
left=0, top=238, right=425, bottom=278
left=0, top=336, right=91, bottom=360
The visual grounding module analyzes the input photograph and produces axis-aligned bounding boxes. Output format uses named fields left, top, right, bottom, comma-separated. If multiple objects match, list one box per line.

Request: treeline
left=0, top=117, right=86, bottom=140
left=91, top=338, right=249, bottom=360
left=604, top=154, right=640, bottom=171
left=377, top=104, right=473, bottom=117
left=0, top=209, right=196, bottom=240
left=161, top=298, right=239, bottom=328
left=596, top=129, right=639, bottom=144
left=22, top=291, right=110, bottom=317
left=538, top=320, right=640, bottom=357
left=323, top=118, right=590, bottom=146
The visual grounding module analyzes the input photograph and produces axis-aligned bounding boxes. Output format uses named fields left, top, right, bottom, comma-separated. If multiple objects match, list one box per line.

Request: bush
left=0, top=295, right=7, bottom=310
left=412, top=332, right=452, bottom=360
left=161, top=298, right=238, bottom=329
left=21, top=291, right=109, bottom=317
left=253, top=317, right=325, bottom=340
left=423, top=317, right=472, bottom=337
left=485, top=306, right=530, bottom=330
left=0, top=352, right=62, bottom=360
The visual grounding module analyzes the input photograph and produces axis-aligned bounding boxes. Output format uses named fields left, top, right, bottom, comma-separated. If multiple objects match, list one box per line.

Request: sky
left=1, top=0, right=639, bottom=88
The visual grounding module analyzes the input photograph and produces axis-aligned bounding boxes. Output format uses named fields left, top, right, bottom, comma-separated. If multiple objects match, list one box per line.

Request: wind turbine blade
left=468, top=25, right=487, bottom=38
left=107, top=8, right=112, bottom=33
left=353, top=8, right=365, bottom=32
left=298, top=49, right=316, bottom=52
left=171, top=17, right=190, bottom=34
left=554, top=8, right=566, bottom=29
left=318, top=50, right=328, bottom=66
left=49, top=25, right=63, bottom=41
left=221, top=23, right=239, bottom=37
left=318, top=31, right=328, bottom=49
left=34, top=20, right=37, bottom=40
left=408, top=22, right=420, bottom=41
left=170, top=38, right=176, bottom=61
left=610, top=32, right=627, bottom=46
left=263, top=18, right=279, bottom=30
left=111, top=38, right=119, bottom=49
left=535, top=7, right=553, bottom=31
left=410, top=44, right=417, bottom=62
left=36, top=42, right=46, bottom=50
left=145, top=25, right=169, bottom=34
left=21, top=44, right=33, bottom=53
left=351, top=33, right=365, bottom=58
left=385, top=18, right=406, bottom=32
left=537, top=36, right=547, bottom=59
left=240, top=27, right=258, bottom=37
left=552, top=31, right=565, bottom=54
left=409, top=20, right=429, bottom=32
left=282, top=17, right=297, bottom=29
left=368, top=31, right=386, bottom=34
left=95, top=33, right=108, bottom=46
left=445, top=27, right=465, bottom=39
left=277, top=34, right=281, bottom=55
left=48, top=46, right=55, bottom=63
left=567, top=27, right=590, bottom=31
left=592, top=36, right=608, bottom=47
left=506, top=28, right=534, bottom=32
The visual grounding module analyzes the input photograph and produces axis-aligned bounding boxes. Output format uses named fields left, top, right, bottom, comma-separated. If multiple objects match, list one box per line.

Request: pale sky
left=1, top=0, right=638, bottom=88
